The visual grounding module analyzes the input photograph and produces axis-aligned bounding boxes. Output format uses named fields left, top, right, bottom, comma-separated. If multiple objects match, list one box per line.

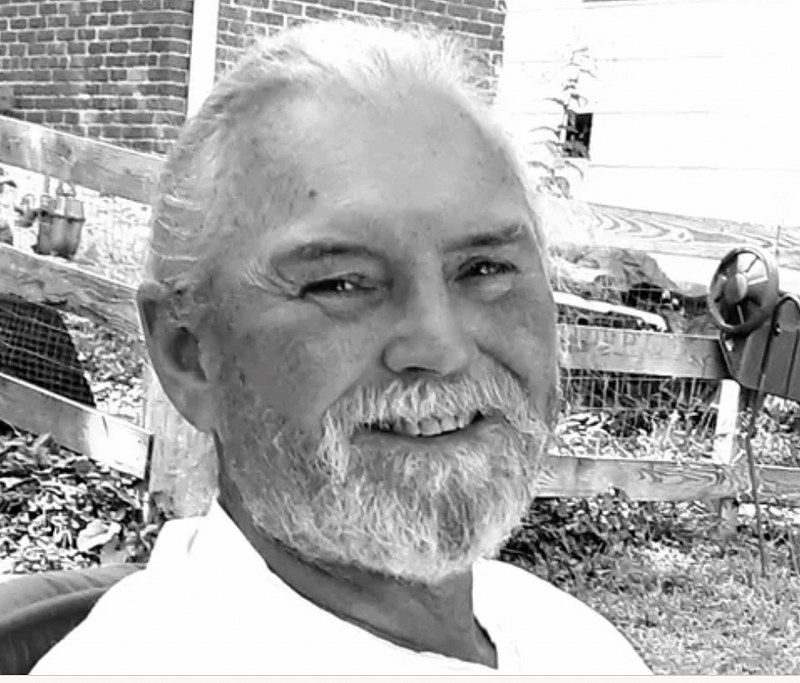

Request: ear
left=137, top=280, right=218, bottom=433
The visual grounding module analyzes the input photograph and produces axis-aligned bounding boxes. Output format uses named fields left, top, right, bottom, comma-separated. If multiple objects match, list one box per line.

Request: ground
left=2, top=169, right=800, bottom=674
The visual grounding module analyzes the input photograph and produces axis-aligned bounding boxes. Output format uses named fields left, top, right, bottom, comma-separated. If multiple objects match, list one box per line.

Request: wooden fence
left=3, top=114, right=800, bottom=515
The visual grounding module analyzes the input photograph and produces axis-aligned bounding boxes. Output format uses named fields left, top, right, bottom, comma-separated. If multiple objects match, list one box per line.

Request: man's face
left=209, top=88, right=558, bottom=582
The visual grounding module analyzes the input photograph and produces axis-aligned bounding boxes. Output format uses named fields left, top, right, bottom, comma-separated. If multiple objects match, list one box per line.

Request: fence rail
left=2, top=114, right=799, bottom=514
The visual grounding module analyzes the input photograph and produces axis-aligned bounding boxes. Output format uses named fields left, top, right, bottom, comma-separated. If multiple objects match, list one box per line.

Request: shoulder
left=475, top=560, right=652, bottom=675
left=31, top=566, right=193, bottom=675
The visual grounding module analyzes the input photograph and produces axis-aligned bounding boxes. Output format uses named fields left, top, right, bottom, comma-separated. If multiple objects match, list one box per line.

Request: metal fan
left=707, top=246, right=780, bottom=336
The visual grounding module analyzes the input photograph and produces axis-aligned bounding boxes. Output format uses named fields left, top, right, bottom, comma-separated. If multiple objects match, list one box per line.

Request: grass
left=6, top=170, right=800, bottom=674
left=503, top=499, right=800, bottom=675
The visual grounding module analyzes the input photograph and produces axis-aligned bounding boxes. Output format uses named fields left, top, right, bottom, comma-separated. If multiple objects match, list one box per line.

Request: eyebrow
left=272, top=224, right=530, bottom=267
left=272, top=240, right=379, bottom=268
left=442, top=224, right=529, bottom=253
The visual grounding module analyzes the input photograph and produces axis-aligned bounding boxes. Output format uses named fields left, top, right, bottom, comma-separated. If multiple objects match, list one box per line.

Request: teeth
left=401, top=418, right=421, bottom=437
left=370, top=413, right=476, bottom=437
left=419, top=418, right=441, bottom=436
left=439, top=415, right=456, bottom=432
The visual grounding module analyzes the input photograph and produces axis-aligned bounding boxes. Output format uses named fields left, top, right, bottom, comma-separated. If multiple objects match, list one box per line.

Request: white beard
left=217, top=368, right=551, bottom=584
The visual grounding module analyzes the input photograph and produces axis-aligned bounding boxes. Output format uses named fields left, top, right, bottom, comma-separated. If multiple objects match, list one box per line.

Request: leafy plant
left=500, top=490, right=699, bottom=590
left=529, top=46, right=596, bottom=199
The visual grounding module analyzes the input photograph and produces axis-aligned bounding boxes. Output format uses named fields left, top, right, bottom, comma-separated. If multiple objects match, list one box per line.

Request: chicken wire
left=0, top=166, right=149, bottom=425
left=555, top=291, right=721, bottom=461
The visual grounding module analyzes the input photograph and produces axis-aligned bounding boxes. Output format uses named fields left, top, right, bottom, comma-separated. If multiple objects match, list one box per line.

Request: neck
left=217, top=491, right=497, bottom=669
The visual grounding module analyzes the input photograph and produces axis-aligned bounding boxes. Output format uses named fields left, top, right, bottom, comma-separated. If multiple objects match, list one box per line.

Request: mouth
left=360, top=410, right=491, bottom=439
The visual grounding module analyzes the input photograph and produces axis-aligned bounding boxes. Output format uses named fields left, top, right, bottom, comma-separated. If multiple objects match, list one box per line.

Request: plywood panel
left=0, top=244, right=141, bottom=339
left=581, top=166, right=800, bottom=225
left=0, top=371, right=151, bottom=479
left=0, top=115, right=161, bottom=205
left=538, top=454, right=800, bottom=506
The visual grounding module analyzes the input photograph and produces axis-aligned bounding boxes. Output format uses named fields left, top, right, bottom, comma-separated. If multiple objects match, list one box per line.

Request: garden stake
left=743, top=388, right=768, bottom=578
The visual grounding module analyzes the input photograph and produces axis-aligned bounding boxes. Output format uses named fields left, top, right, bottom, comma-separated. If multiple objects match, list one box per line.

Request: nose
left=382, top=279, right=471, bottom=378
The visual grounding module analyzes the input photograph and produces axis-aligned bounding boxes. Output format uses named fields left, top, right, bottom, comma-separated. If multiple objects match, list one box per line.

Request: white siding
left=497, top=0, right=800, bottom=225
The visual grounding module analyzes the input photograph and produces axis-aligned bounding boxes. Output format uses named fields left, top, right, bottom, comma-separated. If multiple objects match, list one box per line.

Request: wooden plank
left=0, top=246, right=731, bottom=379
left=538, top=455, right=800, bottom=507
left=0, top=114, right=161, bottom=205
left=0, top=244, right=140, bottom=339
left=563, top=203, right=800, bottom=272
left=0, top=371, right=151, bottom=479
left=558, top=324, right=728, bottom=379
left=712, top=379, right=740, bottom=466
left=0, top=244, right=732, bottom=380
left=538, top=454, right=743, bottom=502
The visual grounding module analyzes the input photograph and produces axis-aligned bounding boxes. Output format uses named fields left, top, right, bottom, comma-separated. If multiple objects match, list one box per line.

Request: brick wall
left=216, top=0, right=506, bottom=85
left=0, top=0, right=193, bottom=154
left=1, top=0, right=506, bottom=155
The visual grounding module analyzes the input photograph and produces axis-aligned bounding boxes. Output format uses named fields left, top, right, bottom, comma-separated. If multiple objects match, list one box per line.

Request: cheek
left=227, top=317, right=382, bottom=425
left=477, top=283, right=558, bottom=408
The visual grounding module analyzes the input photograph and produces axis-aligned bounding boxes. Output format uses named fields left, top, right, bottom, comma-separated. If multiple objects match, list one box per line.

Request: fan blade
left=742, top=253, right=760, bottom=274
left=745, top=276, right=770, bottom=303
left=710, top=274, right=728, bottom=302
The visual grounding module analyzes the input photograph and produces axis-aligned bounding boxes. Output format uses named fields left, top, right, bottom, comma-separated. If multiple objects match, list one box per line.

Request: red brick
left=67, top=12, right=88, bottom=26
left=163, top=0, right=193, bottom=11
left=109, top=40, right=130, bottom=53
left=445, top=3, right=478, bottom=19
left=151, top=38, right=189, bottom=54
left=10, top=19, right=28, bottom=30
left=130, top=39, right=151, bottom=52
left=251, top=9, right=286, bottom=25
left=157, top=53, right=189, bottom=69
left=272, top=1, right=304, bottom=15
left=356, top=2, right=391, bottom=16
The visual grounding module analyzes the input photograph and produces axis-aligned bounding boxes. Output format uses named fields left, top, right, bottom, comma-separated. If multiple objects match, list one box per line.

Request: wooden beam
left=0, top=371, right=151, bottom=479
left=559, top=324, right=728, bottom=379
left=0, top=244, right=141, bottom=339
left=0, top=248, right=732, bottom=380
left=564, top=202, right=800, bottom=273
left=538, top=455, right=800, bottom=507
left=0, top=114, right=161, bottom=205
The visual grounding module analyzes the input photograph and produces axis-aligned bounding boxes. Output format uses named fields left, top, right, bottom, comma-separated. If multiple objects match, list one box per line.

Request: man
left=33, top=21, right=651, bottom=674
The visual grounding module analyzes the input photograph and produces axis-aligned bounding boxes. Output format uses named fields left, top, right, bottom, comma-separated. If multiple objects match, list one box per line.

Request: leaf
left=77, top=520, right=121, bottom=553
left=0, top=477, right=26, bottom=490
left=99, top=538, right=131, bottom=566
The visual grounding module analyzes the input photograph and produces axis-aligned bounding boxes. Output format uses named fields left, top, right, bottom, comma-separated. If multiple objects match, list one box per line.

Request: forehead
left=247, top=87, right=533, bottom=252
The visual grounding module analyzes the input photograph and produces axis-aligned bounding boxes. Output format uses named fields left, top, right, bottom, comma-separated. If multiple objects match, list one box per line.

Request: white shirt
left=33, top=502, right=651, bottom=675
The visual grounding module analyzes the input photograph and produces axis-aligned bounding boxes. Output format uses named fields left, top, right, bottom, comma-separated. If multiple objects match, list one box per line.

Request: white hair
left=146, top=20, right=542, bottom=318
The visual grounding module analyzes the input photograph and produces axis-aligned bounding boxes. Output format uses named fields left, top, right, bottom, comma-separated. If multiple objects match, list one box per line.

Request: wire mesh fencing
left=0, top=166, right=149, bottom=427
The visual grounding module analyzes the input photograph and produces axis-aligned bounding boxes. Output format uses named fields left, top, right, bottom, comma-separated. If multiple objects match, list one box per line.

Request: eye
left=460, top=259, right=518, bottom=280
left=300, top=275, right=376, bottom=297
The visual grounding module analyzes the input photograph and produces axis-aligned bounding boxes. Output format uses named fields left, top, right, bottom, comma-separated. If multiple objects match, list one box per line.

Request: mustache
left=324, top=367, right=546, bottom=437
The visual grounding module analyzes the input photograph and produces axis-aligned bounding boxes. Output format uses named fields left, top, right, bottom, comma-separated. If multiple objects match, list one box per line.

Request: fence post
left=710, top=378, right=741, bottom=541
left=143, top=365, right=218, bottom=519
